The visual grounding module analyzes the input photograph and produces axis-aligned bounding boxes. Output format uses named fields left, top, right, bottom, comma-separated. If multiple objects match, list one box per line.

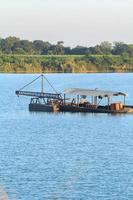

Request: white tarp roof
left=64, top=88, right=127, bottom=97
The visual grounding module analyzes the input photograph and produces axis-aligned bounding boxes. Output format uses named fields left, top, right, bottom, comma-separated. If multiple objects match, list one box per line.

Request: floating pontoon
left=16, top=74, right=133, bottom=113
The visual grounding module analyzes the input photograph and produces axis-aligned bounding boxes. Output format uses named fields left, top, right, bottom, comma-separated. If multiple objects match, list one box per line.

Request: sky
left=0, top=0, right=133, bottom=47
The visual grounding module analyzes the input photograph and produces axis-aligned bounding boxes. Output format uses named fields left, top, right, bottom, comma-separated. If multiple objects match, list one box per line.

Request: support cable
left=18, top=74, right=59, bottom=95
left=43, top=75, right=58, bottom=94
left=18, top=75, right=42, bottom=91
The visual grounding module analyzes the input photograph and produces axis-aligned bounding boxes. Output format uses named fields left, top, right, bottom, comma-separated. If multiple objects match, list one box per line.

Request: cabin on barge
left=16, top=74, right=133, bottom=114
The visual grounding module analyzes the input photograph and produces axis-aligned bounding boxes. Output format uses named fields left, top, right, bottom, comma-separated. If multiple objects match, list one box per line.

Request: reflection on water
left=0, top=187, right=9, bottom=200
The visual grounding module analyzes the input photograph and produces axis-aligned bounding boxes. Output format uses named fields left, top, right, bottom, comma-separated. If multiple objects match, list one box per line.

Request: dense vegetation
left=0, top=36, right=133, bottom=73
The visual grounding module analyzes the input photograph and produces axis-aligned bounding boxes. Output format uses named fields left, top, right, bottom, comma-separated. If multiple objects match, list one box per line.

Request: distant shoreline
left=0, top=54, right=133, bottom=73
left=1, top=71, right=133, bottom=74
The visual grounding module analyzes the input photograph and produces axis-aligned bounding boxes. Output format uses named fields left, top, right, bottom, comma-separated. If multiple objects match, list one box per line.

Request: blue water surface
left=0, top=73, right=133, bottom=200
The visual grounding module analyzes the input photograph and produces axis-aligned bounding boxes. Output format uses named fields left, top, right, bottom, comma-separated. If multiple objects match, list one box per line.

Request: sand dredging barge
left=16, top=74, right=133, bottom=114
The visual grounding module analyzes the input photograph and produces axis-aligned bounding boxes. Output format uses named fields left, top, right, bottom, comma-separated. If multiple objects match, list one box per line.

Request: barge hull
left=60, top=105, right=130, bottom=113
left=29, top=103, right=53, bottom=112
left=29, top=103, right=133, bottom=113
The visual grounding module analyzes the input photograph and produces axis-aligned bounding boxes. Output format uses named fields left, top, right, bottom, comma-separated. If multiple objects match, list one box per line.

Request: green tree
left=99, top=41, right=112, bottom=54
left=112, top=42, right=129, bottom=55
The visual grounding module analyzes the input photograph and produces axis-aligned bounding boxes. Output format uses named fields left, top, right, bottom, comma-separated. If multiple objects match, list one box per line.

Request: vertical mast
left=41, top=74, right=44, bottom=93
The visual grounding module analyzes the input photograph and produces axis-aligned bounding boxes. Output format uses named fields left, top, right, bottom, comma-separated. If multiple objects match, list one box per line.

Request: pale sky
left=0, top=0, right=133, bottom=47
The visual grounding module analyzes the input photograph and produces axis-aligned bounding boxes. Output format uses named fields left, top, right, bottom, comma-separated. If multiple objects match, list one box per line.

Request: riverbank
left=0, top=54, right=133, bottom=73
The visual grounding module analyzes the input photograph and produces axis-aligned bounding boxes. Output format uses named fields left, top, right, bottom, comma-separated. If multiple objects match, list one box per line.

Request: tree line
left=0, top=54, right=133, bottom=73
left=0, top=36, right=133, bottom=56
left=0, top=36, right=133, bottom=73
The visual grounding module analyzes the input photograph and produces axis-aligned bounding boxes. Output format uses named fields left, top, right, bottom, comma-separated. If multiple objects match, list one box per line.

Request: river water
left=0, top=73, right=133, bottom=200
